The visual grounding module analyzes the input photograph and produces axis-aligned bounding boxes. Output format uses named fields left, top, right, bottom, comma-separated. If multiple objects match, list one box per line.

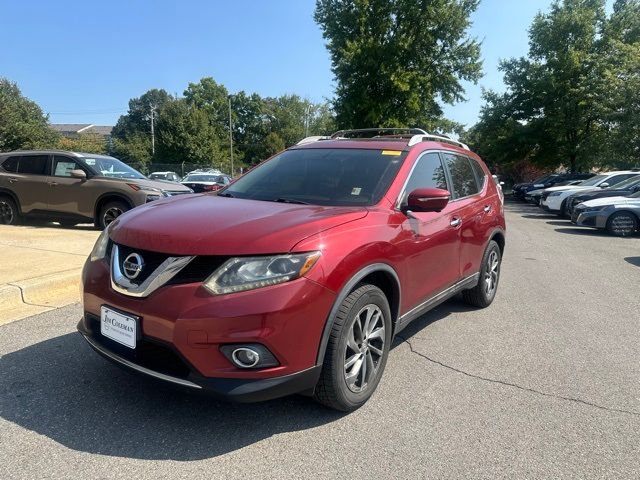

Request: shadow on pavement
left=554, top=227, right=610, bottom=237
left=0, top=298, right=467, bottom=461
left=18, top=218, right=96, bottom=231
left=625, top=256, right=640, bottom=267
left=545, top=220, right=572, bottom=226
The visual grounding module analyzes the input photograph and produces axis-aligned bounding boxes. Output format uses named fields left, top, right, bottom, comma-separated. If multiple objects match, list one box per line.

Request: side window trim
left=395, top=150, right=448, bottom=210
left=470, top=157, right=487, bottom=192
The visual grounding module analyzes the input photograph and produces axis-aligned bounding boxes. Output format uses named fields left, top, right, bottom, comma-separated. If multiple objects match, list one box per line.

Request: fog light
left=232, top=348, right=260, bottom=368
left=220, top=344, right=279, bottom=369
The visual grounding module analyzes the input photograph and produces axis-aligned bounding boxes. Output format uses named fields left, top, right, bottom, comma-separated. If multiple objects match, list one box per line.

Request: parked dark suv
left=78, top=128, right=506, bottom=411
left=0, top=151, right=192, bottom=228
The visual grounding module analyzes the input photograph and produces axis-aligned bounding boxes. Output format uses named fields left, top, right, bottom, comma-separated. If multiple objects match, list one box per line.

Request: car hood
left=109, top=194, right=368, bottom=255
left=100, top=177, right=191, bottom=192
left=573, top=189, right=629, bottom=201
left=580, top=196, right=640, bottom=208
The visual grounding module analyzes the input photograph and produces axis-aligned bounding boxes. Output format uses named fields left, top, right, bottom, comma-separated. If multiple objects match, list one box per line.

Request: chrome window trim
left=110, top=244, right=194, bottom=298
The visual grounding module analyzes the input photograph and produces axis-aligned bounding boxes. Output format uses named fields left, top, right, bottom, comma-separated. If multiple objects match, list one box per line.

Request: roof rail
left=407, top=134, right=470, bottom=150
left=295, top=135, right=331, bottom=145
left=330, top=128, right=427, bottom=139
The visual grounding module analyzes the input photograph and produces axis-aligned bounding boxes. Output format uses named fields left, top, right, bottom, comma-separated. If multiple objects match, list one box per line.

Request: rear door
left=441, top=152, right=487, bottom=279
left=3, top=154, right=51, bottom=213
left=48, top=155, right=94, bottom=217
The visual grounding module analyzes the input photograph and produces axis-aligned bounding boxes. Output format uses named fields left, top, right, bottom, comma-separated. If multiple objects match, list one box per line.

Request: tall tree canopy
left=314, top=0, right=482, bottom=131
left=0, top=78, right=58, bottom=151
left=467, top=0, right=640, bottom=175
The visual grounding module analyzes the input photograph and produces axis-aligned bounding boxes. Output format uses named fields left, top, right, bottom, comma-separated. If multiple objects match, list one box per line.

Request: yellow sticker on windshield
left=381, top=150, right=402, bottom=156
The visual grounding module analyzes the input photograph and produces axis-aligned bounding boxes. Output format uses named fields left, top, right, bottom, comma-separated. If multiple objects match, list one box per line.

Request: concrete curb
left=0, top=270, right=82, bottom=326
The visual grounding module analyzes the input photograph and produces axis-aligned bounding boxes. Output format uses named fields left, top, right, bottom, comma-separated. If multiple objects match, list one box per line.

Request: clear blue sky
left=0, top=0, right=609, bottom=129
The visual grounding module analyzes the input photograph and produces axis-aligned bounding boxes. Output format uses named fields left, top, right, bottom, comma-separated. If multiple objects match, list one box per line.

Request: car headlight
left=548, top=192, right=563, bottom=197
left=90, top=227, right=111, bottom=261
left=584, top=205, right=607, bottom=212
left=203, top=252, right=321, bottom=295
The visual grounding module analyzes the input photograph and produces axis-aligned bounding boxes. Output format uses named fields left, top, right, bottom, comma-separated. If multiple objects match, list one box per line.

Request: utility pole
left=304, top=104, right=311, bottom=137
left=150, top=105, right=157, bottom=157
left=228, top=95, right=234, bottom=176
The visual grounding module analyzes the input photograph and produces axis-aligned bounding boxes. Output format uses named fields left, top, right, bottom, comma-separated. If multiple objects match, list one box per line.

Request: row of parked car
left=512, top=170, right=640, bottom=236
left=0, top=150, right=231, bottom=229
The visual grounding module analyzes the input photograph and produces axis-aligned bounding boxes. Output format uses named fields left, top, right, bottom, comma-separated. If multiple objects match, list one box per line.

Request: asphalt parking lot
left=1, top=200, right=639, bottom=479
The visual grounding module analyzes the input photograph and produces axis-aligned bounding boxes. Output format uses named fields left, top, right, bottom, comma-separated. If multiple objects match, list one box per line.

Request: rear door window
left=18, top=155, right=48, bottom=175
left=469, top=159, right=486, bottom=190
left=442, top=153, right=480, bottom=199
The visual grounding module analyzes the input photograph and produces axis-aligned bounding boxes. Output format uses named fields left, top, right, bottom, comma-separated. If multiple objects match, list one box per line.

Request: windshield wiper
left=272, top=197, right=310, bottom=205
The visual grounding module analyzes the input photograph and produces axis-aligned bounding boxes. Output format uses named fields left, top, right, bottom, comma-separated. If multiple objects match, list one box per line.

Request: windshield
left=532, top=174, right=556, bottom=184
left=577, top=174, right=607, bottom=187
left=607, top=175, right=640, bottom=189
left=84, top=156, right=145, bottom=179
left=222, top=148, right=406, bottom=206
left=183, top=174, right=222, bottom=182
left=149, top=173, right=168, bottom=179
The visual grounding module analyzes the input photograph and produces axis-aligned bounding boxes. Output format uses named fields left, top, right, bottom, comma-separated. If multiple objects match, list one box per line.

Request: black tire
left=559, top=199, right=569, bottom=218
left=0, top=196, right=20, bottom=225
left=606, top=212, right=639, bottom=237
left=462, top=240, right=502, bottom=308
left=96, top=200, right=129, bottom=230
left=313, top=283, right=392, bottom=412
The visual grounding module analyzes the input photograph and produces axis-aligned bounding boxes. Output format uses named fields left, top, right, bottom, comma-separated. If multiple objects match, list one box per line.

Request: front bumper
left=576, top=211, right=602, bottom=228
left=79, top=257, right=335, bottom=401
left=78, top=320, right=321, bottom=401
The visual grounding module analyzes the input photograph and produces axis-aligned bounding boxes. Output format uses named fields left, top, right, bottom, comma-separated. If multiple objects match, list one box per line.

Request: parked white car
left=540, top=171, right=640, bottom=216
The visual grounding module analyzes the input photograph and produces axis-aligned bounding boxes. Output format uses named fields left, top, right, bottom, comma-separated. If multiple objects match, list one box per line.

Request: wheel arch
left=0, top=188, right=22, bottom=214
left=315, top=263, right=401, bottom=366
left=93, top=193, right=134, bottom=220
left=489, top=228, right=506, bottom=255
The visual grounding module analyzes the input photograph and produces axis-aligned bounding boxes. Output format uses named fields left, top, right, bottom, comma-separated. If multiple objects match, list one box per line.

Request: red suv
left=78, top=128, right=506, bottom=411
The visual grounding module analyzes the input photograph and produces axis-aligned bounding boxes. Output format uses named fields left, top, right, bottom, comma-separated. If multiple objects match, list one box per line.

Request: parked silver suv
left=0, top=150, right=192, bottom=229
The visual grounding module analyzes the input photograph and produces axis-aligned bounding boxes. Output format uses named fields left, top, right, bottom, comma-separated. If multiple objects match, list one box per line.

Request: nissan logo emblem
left=122, top=253, right=144, bottom=280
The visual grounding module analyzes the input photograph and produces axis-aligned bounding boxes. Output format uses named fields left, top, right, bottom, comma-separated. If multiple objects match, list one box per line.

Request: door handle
left=48, top=181, right=58, bottom=186
left=450, top=217, right=462, bottom=227
left=8, top=177, right=18, bottom=184
left=484, top=205, right=492, bottom=213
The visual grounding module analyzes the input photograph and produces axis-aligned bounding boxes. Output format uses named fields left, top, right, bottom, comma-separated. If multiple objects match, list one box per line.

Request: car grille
left=110, top=241, right=228, bottom=286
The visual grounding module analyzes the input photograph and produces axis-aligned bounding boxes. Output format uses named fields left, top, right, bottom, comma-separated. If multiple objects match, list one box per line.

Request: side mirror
left=600, top=182, right=609, bottom=188
left=405, top=188, right=450, bottom=213
left=70, top=169, right=87, bottom=179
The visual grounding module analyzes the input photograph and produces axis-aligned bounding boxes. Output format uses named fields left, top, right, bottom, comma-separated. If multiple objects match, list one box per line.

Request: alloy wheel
left=0, top=201, right=14, bottom=225
left=610, top=214, right=636, bottom=236
left=484, top=250, right=500, bottom=296
left=103, top=207, right=123, bottom=227
left=344, top=304, right=386, bottom=393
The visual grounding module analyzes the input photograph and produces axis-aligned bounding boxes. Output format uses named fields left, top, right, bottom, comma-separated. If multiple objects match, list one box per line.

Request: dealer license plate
left=100, top=306, right=138, bottom=349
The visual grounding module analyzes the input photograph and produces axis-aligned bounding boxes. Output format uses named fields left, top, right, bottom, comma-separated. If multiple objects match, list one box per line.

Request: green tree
left=155, top=99, right=227, bottom=169
left=314, top=0, right=482, bottom=130
left=600, top=0, right=640, bottom=168
left=0, top=78, right=58, bottom=151
left=57, top=133, right=107, bottom=154
left=110, top=89, right=172, bottom=165
left=474, top=0, right=609, bottom=173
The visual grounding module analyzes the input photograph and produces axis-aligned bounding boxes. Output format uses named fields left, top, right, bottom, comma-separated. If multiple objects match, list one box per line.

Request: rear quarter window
left=1, top=156, right=20, bottom=173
